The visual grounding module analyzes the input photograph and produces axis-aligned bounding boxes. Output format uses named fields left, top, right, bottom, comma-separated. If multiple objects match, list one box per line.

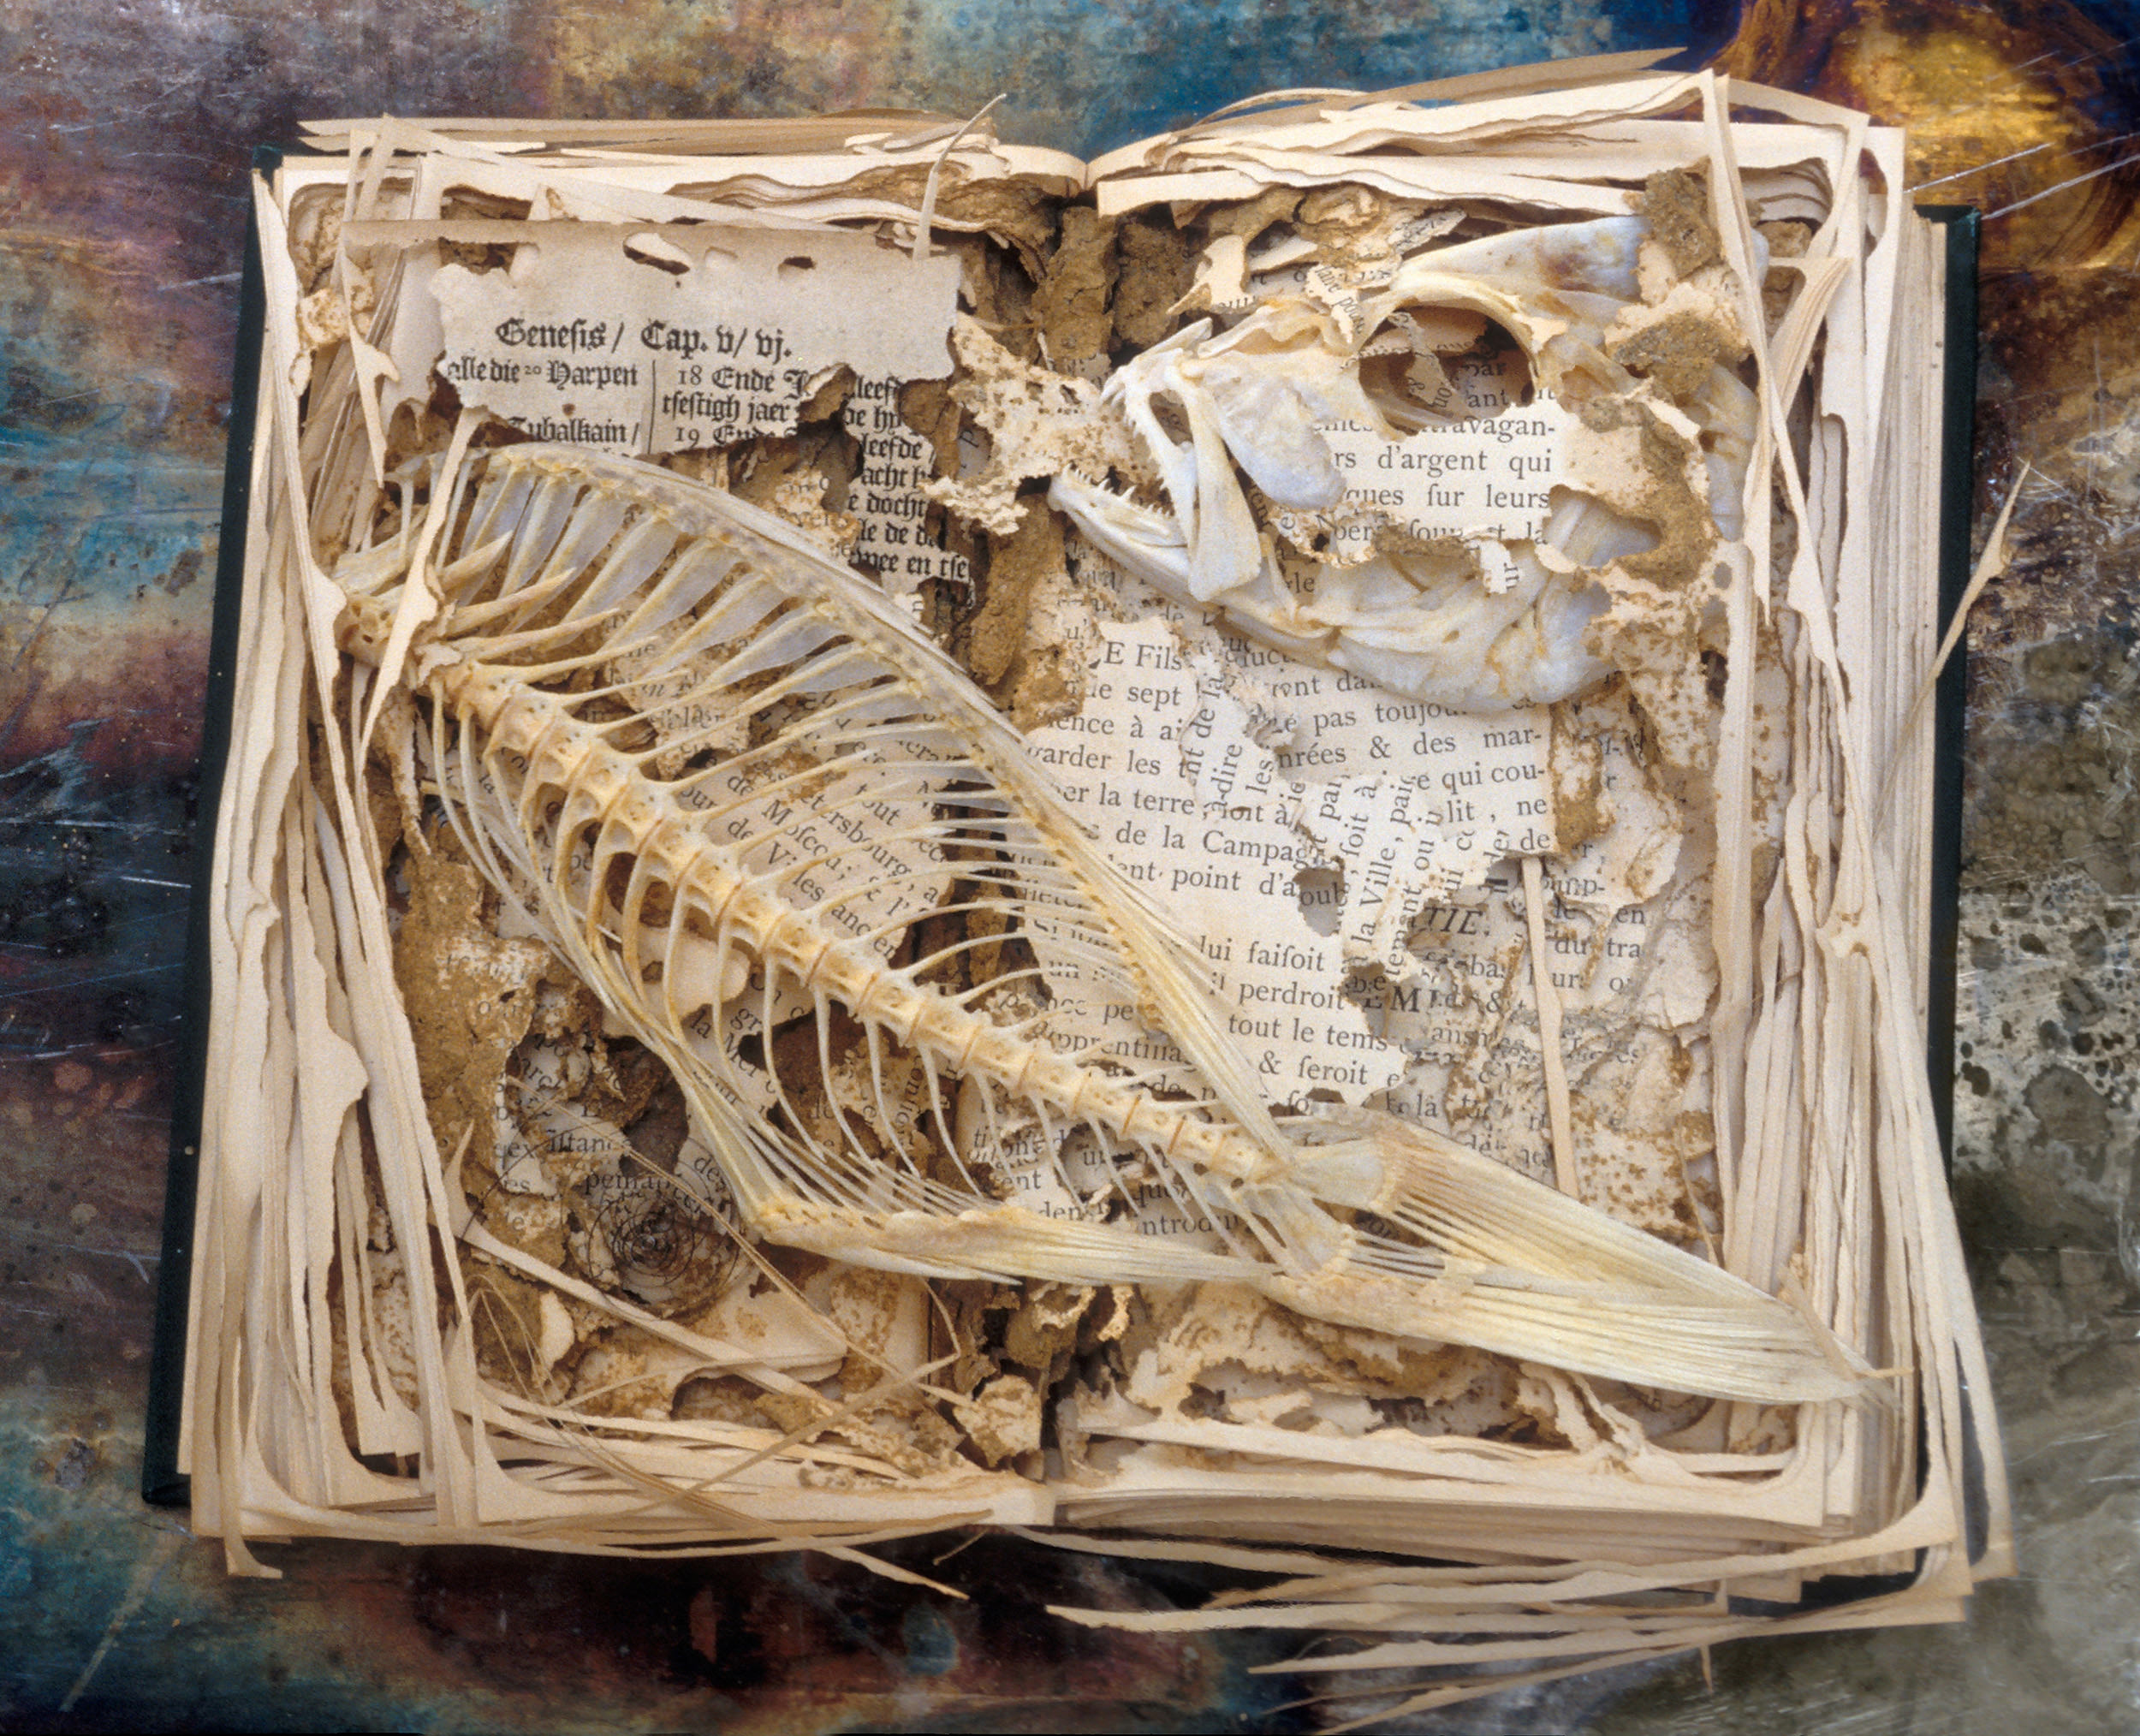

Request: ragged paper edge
left=187, top=158, right=1073, bottom=1569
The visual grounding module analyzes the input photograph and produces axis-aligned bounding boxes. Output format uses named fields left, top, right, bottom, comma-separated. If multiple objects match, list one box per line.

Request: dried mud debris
left=1637, top=166, right=1724, bottom=279
left=952, top=498, right=1055, bottom=689
left=1111, top=210, right=1197, bottom=350
left=1032, top=205, right=1115, bottom=365
left=387, top=819, right=758, bottom=1400
left=829, top=164, right=1062, bottom=282
left=390, top=835, right=557, bottom=1174
left=1609, top=302, right=1751, bottom=402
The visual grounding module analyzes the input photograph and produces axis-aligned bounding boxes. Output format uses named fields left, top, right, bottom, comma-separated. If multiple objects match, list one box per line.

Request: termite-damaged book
left=156, top=51, right=2010, bottom=1714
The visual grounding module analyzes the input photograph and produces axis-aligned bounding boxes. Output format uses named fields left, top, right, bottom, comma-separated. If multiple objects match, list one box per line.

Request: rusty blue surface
left=4, top=2, right=2139, bottom=1730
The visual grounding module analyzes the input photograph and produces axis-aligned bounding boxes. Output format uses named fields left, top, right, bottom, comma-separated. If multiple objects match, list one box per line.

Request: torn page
left=1021, top=603, right=1564, bottom=1103
left=420, top=221, right=969, bottom=589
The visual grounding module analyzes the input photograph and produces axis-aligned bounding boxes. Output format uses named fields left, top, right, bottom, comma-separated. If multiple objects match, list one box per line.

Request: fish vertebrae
left=438, top=652, right=1280, bottom=1195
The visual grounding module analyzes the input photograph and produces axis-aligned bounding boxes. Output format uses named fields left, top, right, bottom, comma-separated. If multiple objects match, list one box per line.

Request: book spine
left=141, top=144, right=280, bottom=1507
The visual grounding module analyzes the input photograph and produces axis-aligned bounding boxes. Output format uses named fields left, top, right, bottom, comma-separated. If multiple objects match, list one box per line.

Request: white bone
left=1053, top=216, right=1762, bottom=713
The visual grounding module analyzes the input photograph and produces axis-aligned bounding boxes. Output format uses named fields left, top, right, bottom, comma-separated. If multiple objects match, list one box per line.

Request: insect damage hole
left=624, top=232, right=692, bottom=276
left=1360, top=312, right=1533, bottom=431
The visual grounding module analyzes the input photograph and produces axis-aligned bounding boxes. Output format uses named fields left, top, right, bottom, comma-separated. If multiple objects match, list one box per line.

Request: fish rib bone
left=440, top=651, right=1280, bottom=1195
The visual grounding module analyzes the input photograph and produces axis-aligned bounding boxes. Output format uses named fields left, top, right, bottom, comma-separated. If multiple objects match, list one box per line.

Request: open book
left=158, top=52, right=2010, bottom=1713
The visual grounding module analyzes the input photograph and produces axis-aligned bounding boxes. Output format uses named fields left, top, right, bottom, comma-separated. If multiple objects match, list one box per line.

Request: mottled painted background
left=3, top=2, right=2138, bottom=1729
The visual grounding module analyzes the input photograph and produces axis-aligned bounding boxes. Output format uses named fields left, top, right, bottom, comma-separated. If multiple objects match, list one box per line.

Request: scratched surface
left=3, top=3, right=2138, bottom=1731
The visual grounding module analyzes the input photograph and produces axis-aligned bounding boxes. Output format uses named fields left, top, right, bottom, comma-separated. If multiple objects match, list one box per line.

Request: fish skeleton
left=334, top=443, right=1861, bottom=1406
